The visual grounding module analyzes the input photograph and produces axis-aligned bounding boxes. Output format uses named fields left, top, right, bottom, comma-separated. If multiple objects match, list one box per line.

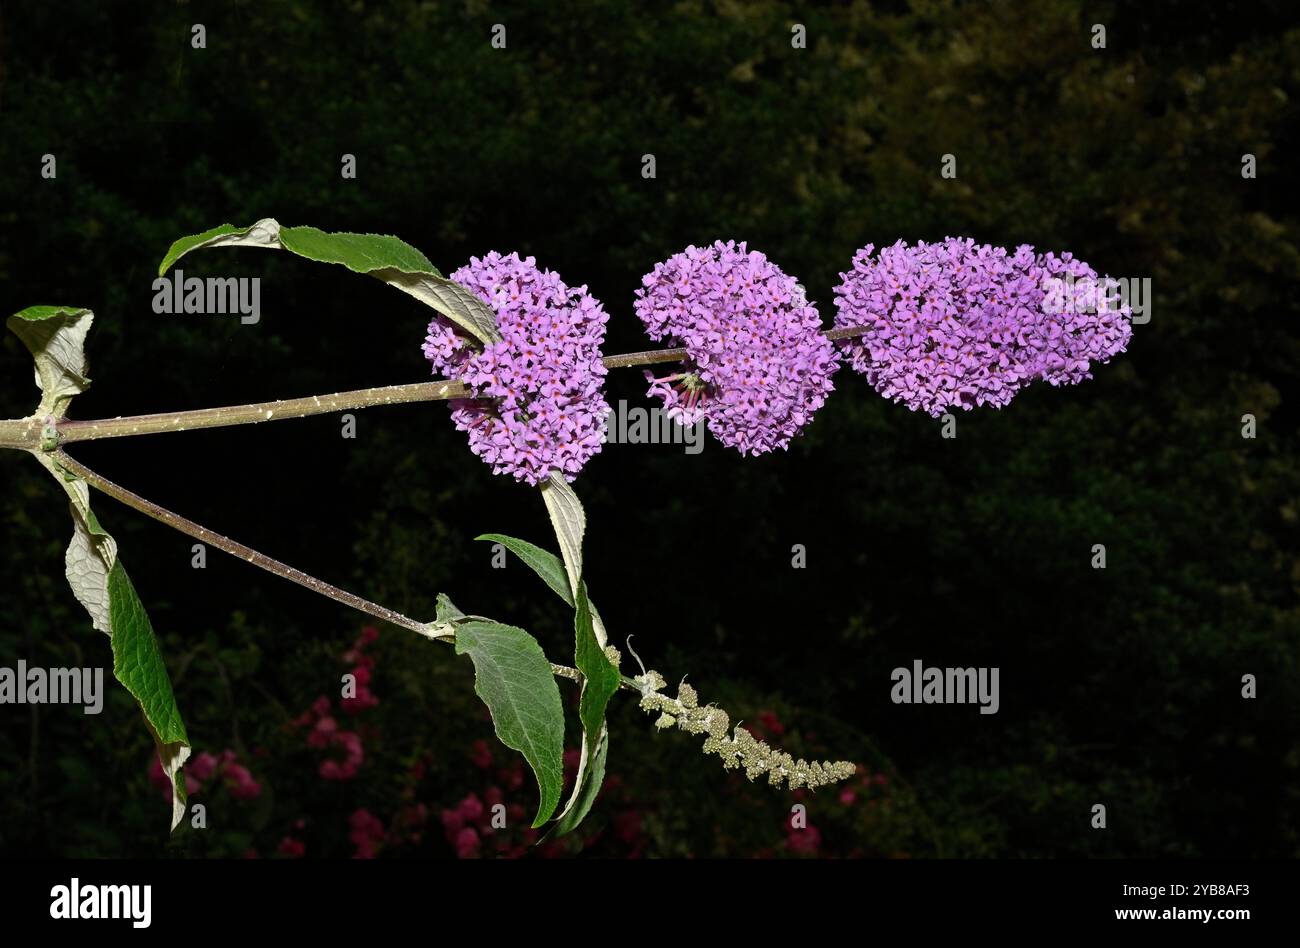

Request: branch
left=56, top=379, right=470, bottom=444
left=10, top=325, right=870, bottom=448
left=49, top=449, right=591, bottom=684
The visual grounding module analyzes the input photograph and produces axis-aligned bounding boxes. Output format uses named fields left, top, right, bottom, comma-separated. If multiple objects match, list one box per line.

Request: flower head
left=423, top=252, right=610, bottom=485
left=832, top=238, right=1132, bottom=416
left=634, top=240, right=839, bottom=455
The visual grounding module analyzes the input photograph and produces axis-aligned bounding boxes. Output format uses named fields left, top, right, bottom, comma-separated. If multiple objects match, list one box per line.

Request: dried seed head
left=634, top=666, right=856, bottom=792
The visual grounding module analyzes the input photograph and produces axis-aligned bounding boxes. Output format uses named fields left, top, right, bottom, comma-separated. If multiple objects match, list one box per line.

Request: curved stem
left=53, top=450, right=432, bottom=635
left=50, top=449, right=591, bottom=685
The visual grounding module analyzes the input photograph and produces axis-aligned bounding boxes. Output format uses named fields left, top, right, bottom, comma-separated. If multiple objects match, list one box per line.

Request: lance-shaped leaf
left=156, top=220, right=285, bottom=270
left=475, top=533, right=574, bottom=606
left=433, top=586, right=608, bottom=833
left=454, top=620, right=565, bottom=827
left=7, top=306, right=192, bottom=831
left=61, top=484, right=191, bottom=832
left=574, top=584, right=620, bottom=746
left=476, top=531, right=617, bottom=832
left=531, top=482, right=615, bottom=831
left=156, top=218, right=502, bottom=345
left=473, top=532, right=610, bottom=654
left=550, top=583, right=621, bottom=835
left=539, top=475, right=593, bottom=631
left=548, top=726, right=608, bottom=839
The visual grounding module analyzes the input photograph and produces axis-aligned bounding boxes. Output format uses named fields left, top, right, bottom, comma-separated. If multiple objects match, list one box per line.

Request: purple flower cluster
left=831, top=238, right=1132, bottom=417
left=422, top=252, right=609, bottom=485
left=634, top=241, right=840, bottom=455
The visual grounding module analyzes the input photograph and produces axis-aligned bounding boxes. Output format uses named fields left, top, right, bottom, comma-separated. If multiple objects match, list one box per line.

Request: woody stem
left=0, top=325, right=869, bottom=450
left=49, top=449, right=586, bottom=683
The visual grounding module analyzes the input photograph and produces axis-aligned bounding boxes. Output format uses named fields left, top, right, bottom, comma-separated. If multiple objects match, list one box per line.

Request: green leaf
left=474, top=531, right=610, bottom=651
left=548, top=583, right=621, bottom=834
left=157, top=218, right=501, bottom=344
left=7, top=306, right=94, bottom=419
left=480, top=530, right=618, bottom=834
left=574, top=584, right=620, bottom=749
left=156, top=221, right=281, bottom=274
left=278, top=225, right=438, bottom=275
left=454, top=620, right=565, bottom=827
left=435, top=592, right=465, bottom=623
left=528, top=479, right=616, bottom=834
left=9, top=307, right=191, bottom=832
left=475, top=534, right=573, bottom=606
left=431, top=586, right=609, bottom=834
left=51, top=464, right=191, bottom=832
left=415, top=592, right=463, bottom=643
left=548, top=726, right=608, bottom=839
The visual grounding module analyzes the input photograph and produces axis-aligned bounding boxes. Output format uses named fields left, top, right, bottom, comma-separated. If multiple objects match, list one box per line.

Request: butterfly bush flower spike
left=423, top=251, right=610, bottom=485
left=634, top=240, right=840, bottom=455
left=832, top=238, right=1132, bottom=417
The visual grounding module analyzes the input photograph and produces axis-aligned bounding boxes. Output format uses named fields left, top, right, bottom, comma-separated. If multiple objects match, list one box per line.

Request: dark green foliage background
left=0, top=0, right=1296, bottom=857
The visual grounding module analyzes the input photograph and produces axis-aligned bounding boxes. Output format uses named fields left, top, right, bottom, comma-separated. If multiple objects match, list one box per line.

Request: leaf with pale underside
left=61, top=493, right=192, bottom=832
left=156, top=220, right=284, bottom=273
left=539, top=474, right=589, bottom=624
left=548, top=726, right=608, bottom=839
left=8, top=305, right=193, bottom=832
left=7, top=306, right=94, bottom=419
left=533, top=479, right=618, bottom=832
left=550, top=582, right=621, bottom=835
left=157, top=218, right=501, bottom=344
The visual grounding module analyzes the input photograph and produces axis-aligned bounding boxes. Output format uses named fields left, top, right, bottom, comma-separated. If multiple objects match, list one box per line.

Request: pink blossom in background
left=306, top=715, right=338, bottom=749
left=786, top=823, right=823, bottom=855
left=470, top=739, right=493, bottom=770
left=757, top=711, right=786, bottom=737
left=457, top=793, right=485, bottom=824
left=188, top=751, right=219, bottom=782
left=222, top=761, right=262, bottom=800
left=349, top=808, right=385, bottom=859
left=292, top=635, right=376, bottom=782
left=318, top=729, right=364, bottom=780
left=454, top=826, right=481, bottom=859
left=149, top=748, right=261, bottom=803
